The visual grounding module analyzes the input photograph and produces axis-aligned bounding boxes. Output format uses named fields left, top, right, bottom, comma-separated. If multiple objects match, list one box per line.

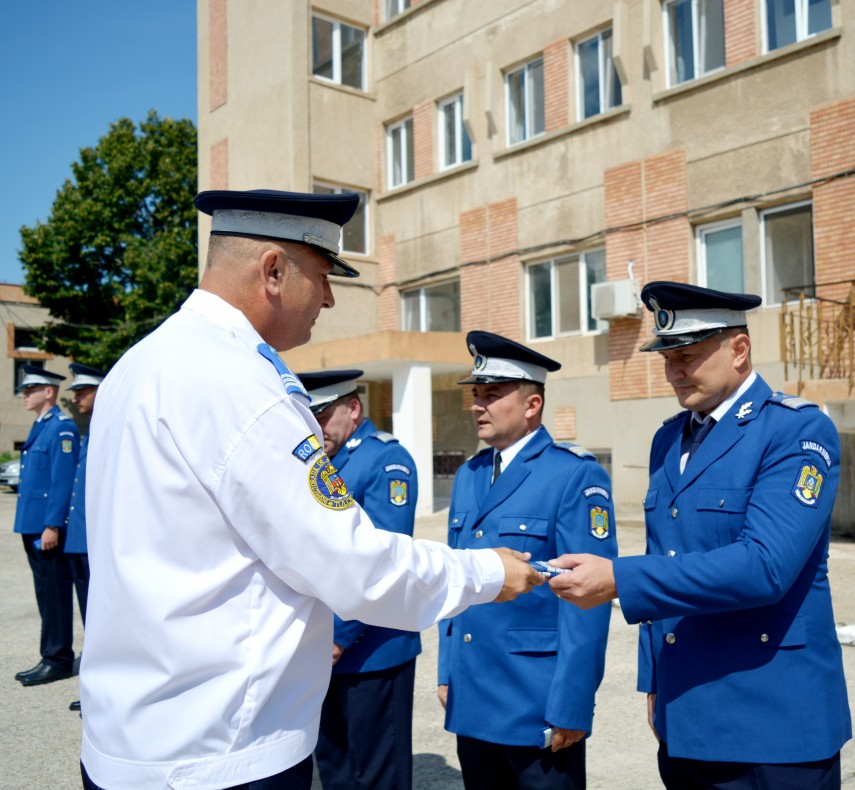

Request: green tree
left=19, top=111, right=198, bottom=369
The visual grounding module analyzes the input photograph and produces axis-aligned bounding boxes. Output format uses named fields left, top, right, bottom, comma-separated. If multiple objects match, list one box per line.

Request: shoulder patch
left=554, top=442, right=596, bottom=460
left=769, top=392, right=817, bottom=411
left=373, top=431, right=398, bottom=444
left=801, top=440, right=832, bottom=469
left=589, top=506, right=610, bottom=539
left=308, top=454, right=354, bottom=510
left=583, top=486, right=610, bottom=501
left=293, top=434, right=322, bottom=463
left=385, top=463, right=411, bottom=475
left=792, top=463, right=824, bottom=507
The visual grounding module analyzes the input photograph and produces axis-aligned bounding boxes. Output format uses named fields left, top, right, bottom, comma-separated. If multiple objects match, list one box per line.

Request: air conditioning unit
left=591, top=279, right=641, bottom=320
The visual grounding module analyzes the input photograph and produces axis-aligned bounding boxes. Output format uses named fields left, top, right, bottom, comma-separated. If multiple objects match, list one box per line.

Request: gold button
left=475, top=530, right=483, bottom=539
left=671, top=508, right=678, bottom=519
left=666, top=633, right=676, bottom=645
left=463, top=634, right=472, bottom=643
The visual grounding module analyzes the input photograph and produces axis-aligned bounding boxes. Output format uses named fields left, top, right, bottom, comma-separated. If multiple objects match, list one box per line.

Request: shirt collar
left=700, top=370, right=757, bottom=425
left=493, top=428, right=539, bottom=470
left=182, top=289, right=266, bottom=348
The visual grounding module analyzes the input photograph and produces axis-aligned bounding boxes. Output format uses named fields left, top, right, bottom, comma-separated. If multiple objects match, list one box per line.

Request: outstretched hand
left=492, top=548, right=545, bottom=602
left=547, top=554, right=617, bottom=609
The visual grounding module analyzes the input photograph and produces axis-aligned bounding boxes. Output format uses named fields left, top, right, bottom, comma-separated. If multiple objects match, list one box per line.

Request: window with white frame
left=506, top=57, right=545, bottom=146
left=438, top=93, right=472, bottom=170
left=385, top=0, right=411, bottom=21
left=765, top=0, right=832, bottom=51
left=313, top=183, right=368, bottom=255
left=387, top=116, right=414, bottom=188
left=697, top=220, right=744, bottom=293
left=762, top=202, right=815, bottom=304
left=577, top=29, right=623, bottom=120
left=527, top=250, right=608, bottom=339
left=664, top=0, right=725, bottom=86
left=401, top=280, right=460, bottom=332
left=311, top=15, right=365, bottom=91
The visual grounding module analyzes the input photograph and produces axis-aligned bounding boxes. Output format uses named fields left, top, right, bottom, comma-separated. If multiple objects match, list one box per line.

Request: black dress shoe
left=69, top=700, right=81, bottom=711
left=14, top=661, right=46, bottom=681
left=18, top=663, right=72, bottom=686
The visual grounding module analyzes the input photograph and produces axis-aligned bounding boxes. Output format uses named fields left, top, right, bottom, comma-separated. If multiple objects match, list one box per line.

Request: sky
left=0, top=2, right=198, bottom=285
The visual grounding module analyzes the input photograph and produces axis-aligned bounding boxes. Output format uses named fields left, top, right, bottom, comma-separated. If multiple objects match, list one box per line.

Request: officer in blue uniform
left=549, top=282, right=851, bottom=789
left=65, top=362, right=106, bottom=712
left=13, top=365, right=80, bottom=687
left=299, top=369, right=421, bottom=790
left=438, top=331, right=616, bottom=790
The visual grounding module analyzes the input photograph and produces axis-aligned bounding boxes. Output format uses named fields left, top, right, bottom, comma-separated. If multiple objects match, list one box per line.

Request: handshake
left=491, top=549, right=617, bottom=609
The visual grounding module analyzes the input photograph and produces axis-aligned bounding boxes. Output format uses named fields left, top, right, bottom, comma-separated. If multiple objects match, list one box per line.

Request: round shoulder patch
left=308, top=454, right=355, bottom=510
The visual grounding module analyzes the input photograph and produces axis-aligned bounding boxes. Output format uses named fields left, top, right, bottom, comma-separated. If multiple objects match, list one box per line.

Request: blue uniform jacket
left=65, top=434, right=88, bottom=553
left=331, top=418, right=422, bottom=674
left=438, top=426, right=616, bottom=746
left=614, top=375, right=851, bottom=763
left=13, top=405, right=79, bottom=534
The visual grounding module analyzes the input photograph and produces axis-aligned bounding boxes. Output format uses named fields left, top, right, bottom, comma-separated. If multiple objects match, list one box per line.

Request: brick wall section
left=460, top=207, right=489, bottom=329
left=811, top=99, right=855, bottom=300
left=552, top=407, right=577, bottom=440
left=377, top=234, right=399, bottom=330
left=413, top=100, right=435, bottom=181
left=210, top=138, right=229, bottom=190
left=724, top=0, right=757, bottom=67
left=604, top=151, right=690, bottom=401
left=486, top=199, right=521, bottom=339
left=544, top=39, right=570, bottom=133
left=209, top=0, right=227, bottom=111
left=604, top=162, right=648, bottom=399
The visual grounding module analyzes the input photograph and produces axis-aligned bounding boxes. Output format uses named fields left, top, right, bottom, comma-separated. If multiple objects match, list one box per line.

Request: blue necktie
left=685, top=418, right=716, bottom=464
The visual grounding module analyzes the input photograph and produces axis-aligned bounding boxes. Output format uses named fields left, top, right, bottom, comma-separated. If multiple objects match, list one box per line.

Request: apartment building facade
left=196, top=0, right=855, bottom=522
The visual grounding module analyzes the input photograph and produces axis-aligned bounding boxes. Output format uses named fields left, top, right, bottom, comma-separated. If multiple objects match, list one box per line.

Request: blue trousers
left=456, top=734, right=586, bottom=790
left=22, top=533, right=74, bottom=669
left=658, top=742, right=841, bottom=789
left=315, top=658, right=416, bottom=790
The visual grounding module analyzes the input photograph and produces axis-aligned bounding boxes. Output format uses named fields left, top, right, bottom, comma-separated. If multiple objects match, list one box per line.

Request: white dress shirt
left=80, top=289, right=503, bottom=790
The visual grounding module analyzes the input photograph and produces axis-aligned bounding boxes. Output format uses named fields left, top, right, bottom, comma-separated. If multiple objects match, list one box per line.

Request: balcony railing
left=780, top=279, right=855, bottom=392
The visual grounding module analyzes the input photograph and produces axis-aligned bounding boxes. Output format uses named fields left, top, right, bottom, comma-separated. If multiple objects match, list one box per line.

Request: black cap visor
left=640, top=327, right=731, bottom=352
left=457, top=374, right=540, bottom=386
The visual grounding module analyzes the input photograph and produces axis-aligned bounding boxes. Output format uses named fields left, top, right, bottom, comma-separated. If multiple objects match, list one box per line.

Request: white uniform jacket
left=80, top=289, right=504, bottom=790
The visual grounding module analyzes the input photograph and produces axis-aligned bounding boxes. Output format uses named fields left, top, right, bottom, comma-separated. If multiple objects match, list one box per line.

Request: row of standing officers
left=12, top=188, right=847, bottom=790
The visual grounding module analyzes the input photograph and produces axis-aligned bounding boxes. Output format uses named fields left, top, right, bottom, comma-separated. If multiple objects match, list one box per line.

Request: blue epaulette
left=769, top=392, right=817, bottom=411
left=373, top=431, right=398, bottom=444
left=554, top=442, right=596, bottom=460
left=257, top=343, right=309, bottom=400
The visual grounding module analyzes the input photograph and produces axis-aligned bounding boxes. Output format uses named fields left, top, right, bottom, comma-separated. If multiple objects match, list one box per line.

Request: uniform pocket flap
left=643, top=489, right=658, bottom=510
left=506, top=627, right=558, bottom=654
left=697, top=487, right=751, bottom=513
left=449, top=511, right=468, bottom=531
left=499, top=516, right=548, bottom=538
left=725, top=615, right=805, bottom=648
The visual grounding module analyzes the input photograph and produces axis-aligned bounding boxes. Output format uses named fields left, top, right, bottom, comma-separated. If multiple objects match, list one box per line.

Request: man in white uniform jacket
left=79, top=189, right=543, bottom=790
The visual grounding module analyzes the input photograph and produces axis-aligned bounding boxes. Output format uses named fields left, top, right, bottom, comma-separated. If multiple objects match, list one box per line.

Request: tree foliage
left=19, top=111, right=198, bottom=370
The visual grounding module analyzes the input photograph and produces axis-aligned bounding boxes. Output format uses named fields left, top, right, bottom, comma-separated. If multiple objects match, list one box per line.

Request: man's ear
left=524, top=392, right=543, bottom=420
left=261, top=248, right=284, bottom=296
left=731, top=332, right=752, bottom=369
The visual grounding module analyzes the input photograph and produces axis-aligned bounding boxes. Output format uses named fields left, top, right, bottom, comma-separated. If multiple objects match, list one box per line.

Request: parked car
left=0, top=459, right=21, bottom=491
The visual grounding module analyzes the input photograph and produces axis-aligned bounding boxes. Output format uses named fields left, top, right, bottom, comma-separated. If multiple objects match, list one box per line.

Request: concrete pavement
left=1, top=492, right=854, bottom=788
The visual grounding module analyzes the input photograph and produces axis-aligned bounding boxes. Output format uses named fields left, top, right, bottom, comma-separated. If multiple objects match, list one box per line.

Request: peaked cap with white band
left=459, top=330, right=561, bottom=385
left=194, top=189, right=361, bottom=278
left=297, top=369, right=363, bottom=414
left=639, top=281, right=762, bottom=352
left=16, top=364, right=66, bottom=391
left=68, top=362, right=107, bottom=391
